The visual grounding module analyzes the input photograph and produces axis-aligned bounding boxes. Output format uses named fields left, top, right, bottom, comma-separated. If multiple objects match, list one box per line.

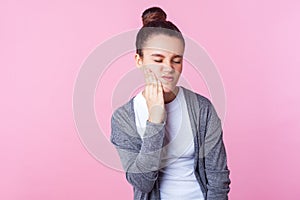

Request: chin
left=162, top=85, right=176, bottom=94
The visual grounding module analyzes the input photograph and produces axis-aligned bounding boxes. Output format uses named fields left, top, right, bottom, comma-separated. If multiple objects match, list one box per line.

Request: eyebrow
left=150, top=53, right=183, bottom=59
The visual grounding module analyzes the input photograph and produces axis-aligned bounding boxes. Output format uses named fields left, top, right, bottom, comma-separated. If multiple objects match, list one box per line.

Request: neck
left=163, top=86, right=179, bottom=104
left=142, top=86, right=179, bottom=104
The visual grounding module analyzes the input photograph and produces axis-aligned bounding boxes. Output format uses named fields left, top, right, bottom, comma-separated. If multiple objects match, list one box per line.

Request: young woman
left=110, top=6, right=231, bottom=200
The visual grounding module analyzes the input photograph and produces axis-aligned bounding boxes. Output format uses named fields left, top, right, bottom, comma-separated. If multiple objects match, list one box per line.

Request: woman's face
left=135, top=34, right=184, bottom=94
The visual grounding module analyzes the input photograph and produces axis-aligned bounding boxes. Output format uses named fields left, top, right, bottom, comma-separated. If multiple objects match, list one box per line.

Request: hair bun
left=142, top=7, right=167, bottom=26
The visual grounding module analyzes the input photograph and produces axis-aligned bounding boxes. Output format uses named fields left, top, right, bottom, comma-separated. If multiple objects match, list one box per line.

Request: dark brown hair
left=136, top=6, right=185, bottom=57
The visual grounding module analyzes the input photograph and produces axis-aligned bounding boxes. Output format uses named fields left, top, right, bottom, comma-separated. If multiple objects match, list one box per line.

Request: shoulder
left=180, top=86, right=220, bottom=124
left=111, top=97, right=138, bottom=137
left=110, top=96, right=141, bottom=148
left=111, top=97, right=135, bottom=122
left=180, top=86, right=213, bottom=109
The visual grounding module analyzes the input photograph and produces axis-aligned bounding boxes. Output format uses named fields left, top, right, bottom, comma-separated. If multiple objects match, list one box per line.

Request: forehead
left=143, top=34, right=184, bottom=56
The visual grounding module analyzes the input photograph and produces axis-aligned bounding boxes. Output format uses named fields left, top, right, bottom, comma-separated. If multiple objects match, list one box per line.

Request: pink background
left=1, top=0, right=300, bottom=199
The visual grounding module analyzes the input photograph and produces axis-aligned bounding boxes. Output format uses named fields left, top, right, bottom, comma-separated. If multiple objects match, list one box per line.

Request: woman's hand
left=142, top=67, right=166, bottom=124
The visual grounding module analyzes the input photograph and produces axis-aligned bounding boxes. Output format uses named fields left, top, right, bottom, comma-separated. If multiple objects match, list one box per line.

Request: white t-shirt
left=133, top=86, right=204, bottom=200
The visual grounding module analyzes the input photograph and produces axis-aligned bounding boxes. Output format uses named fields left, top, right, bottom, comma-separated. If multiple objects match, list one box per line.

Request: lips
left=162, top=75, right=174, bottom=82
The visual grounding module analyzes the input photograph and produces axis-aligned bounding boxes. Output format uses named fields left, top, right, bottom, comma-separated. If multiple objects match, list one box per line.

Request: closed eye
left=153, top=60, right=182, bottom=64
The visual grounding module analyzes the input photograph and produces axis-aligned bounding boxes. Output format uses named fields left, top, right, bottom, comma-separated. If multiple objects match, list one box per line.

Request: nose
left=162, top=61, right=174, bottom=73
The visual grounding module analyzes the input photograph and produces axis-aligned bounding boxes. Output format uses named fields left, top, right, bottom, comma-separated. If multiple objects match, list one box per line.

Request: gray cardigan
left=110, top=86, right=231, bottom=200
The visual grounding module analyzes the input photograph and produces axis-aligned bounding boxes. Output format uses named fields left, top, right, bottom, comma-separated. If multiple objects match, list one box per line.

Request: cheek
left=142, top=63, right=162, bottom=78
left=143, top=61, right=159, bottom=69
left=146, top=64, right=162, bottom=74
left=174, top=65, right=183, bottom=74
left=152, top=70, right=162, bottom=79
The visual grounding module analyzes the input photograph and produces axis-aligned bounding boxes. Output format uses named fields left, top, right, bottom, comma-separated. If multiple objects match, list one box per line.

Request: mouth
left=162, top=75, right=174, bottom=82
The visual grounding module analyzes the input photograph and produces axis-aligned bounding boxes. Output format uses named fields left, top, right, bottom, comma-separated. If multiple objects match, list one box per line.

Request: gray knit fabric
left=110, top=86, right=231, bottom=200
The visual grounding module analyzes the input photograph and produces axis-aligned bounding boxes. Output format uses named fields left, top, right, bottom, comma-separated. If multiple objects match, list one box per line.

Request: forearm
left=111, top=118, right=166, bottom=193
left=205, top=139, right=231, bottom=199
left=203, top=104, right=231, bottom=199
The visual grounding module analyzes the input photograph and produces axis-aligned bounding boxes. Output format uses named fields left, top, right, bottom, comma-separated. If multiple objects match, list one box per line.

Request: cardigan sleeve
left=110, top=109, right=166, bottom=193
left=203, top=102, right=231, bottom=200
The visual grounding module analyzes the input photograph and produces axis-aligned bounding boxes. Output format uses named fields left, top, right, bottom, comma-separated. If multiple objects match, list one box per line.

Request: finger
left=143, top=67, right=151, bottom=84
left=143, top=68, right=150, bottom=94
left=148, top=69, right=155, bottom=85
left=149, top=72, right=156, bottom=99
left=157, top=79, right=163, bottom=94
left=157, top=80, right=164, bottom=103
left=144, top=68, right=155, bottom=88
left=153, top=71, right=159, bottom=94
left=151, top=71, right=159, bottom=96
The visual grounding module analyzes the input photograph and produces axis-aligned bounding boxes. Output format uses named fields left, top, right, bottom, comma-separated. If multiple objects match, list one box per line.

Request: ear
left=135, top=53, right=143, bottom=69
